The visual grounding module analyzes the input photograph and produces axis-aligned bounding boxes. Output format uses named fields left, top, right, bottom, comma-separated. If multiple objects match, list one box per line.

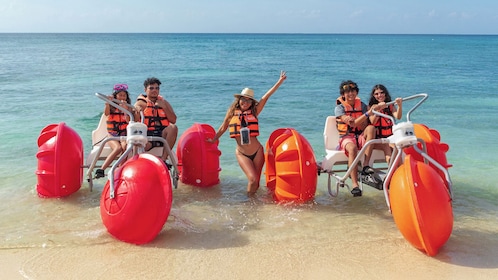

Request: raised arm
left=255, top=71, right=287, bottom=115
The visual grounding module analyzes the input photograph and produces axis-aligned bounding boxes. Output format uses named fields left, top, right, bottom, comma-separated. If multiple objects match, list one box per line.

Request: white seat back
left=92, top=113, right=109, bottom=147
left=321, top=115, right=387, bottom=171
left=320, top=116, right=349, bottom=170
left=86, top=114, right=112, bottom=166
left=324, top=116, right=340, bottom=151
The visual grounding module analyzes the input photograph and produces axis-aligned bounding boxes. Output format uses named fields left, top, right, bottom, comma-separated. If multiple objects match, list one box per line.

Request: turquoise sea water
left=0, top=34, right=497, bottom=259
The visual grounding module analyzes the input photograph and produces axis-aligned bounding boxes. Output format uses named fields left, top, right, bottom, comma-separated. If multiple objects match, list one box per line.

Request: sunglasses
left=113, top=83, right=128, bottom=92
left=342, top=83, right=357, bottom=90
left=374, top=91, right=385, bottom=96
left=240, top=97, right=253, bottom=103
left=148, top=86, right=160, bottom=90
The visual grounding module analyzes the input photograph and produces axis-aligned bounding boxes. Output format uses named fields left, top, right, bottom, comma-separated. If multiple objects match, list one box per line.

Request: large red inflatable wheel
left=100, top=153, right=173, bottom=245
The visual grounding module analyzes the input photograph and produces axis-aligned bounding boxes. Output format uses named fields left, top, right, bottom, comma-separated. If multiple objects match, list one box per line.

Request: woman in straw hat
left=208, top=71, right=287, bottom=196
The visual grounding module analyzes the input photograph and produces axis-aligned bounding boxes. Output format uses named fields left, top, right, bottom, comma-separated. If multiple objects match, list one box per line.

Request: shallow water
left=1, top=35, right=497, bottom=274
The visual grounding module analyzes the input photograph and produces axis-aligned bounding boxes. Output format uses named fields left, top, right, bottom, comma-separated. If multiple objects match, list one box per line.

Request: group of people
left=335, top=81, right=402, bottom=197
left=94, top=77, right=178, bottom=179
left=95, top=73, right=402, bottom=198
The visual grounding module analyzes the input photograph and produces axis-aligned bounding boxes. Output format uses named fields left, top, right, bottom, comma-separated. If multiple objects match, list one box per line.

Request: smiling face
left=115, top=91, right=128, bottom=101
left=373, top=88, right=386, bottom=102
left=340, top=81, right=359, bottom=105
left=239, top=97, right=254, bottom=111
left=343, top=88, right=358, bottom=104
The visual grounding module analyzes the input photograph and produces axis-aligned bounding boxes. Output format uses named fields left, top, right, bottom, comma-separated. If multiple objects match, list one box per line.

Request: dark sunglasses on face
left=240, top=97, right=253, bottom=103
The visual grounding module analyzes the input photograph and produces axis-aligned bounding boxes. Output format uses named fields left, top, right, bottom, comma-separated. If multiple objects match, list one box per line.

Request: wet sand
left=2, top=176, right=497, bottom=280
left=2, top=214, right=497, bottom=280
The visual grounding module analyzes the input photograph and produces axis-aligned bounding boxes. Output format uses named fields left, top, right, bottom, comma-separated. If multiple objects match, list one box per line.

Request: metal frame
left=86, top=93, right=179, bottom=197
left=320, top=93, right=453, bottom=210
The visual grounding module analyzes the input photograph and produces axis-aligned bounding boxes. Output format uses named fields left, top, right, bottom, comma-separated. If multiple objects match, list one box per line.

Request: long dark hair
left=112, top=90, right=131, bottom=105
left=368, top=84, right=392, bottom=106
left=369, top=84, right=393, bottom=116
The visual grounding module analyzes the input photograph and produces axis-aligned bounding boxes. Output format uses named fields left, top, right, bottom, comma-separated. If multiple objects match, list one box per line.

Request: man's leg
left=161, top=124, right=178, bottom=160
left=362, top=125, right=376, bottom=173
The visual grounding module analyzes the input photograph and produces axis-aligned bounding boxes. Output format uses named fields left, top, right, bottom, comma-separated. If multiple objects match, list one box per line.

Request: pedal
left=360, top=172, right=383, bottom=190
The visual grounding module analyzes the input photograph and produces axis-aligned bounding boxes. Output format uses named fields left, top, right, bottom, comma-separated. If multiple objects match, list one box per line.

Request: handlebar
left=371, top=93, right=428, bottom=123
left=95, top=92, right=137, bottom=122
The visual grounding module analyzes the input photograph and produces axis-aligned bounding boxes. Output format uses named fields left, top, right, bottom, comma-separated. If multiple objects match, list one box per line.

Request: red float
left=176, top=123, right=221, bottom=187
left=35, top=122, right=83, bottom=198
left=100, top=153, right=173, bottom=245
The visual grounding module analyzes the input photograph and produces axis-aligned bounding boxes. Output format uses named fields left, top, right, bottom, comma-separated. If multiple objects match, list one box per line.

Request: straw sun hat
left=234, top=88, right=257, bottom=101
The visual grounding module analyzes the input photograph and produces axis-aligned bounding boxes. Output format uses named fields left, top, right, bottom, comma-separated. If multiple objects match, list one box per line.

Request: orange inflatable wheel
left=389, top=154, right=453, bottom=256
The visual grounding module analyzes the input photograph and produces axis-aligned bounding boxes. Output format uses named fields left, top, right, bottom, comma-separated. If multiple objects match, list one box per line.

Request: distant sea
left=0, top=33, right=497, bottom=254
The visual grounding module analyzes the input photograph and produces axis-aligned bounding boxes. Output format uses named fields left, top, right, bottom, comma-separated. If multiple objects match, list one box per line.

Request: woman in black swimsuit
left=208, top=71, right=287, bottom=196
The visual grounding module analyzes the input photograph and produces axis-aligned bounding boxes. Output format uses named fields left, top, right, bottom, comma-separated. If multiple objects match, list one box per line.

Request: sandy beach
left=2, top=186, right=497, bottom=280
left=1, top=230, right=497, bottom=280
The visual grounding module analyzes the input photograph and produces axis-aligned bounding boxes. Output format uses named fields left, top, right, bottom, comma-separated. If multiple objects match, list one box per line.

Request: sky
left=1, top=0, right=497, bottom=34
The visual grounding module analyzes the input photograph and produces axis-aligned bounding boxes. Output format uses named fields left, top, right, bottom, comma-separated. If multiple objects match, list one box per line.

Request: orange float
left=100, top=153, right=172, bottom=245
left=404, top=124, right=452, bottom=181
left=265, top=128, right=287, bottom=193
left=265, top=128, right=317, bottom=203
left=176, top=123, right=221, bottom=187
left=35, top=122, right=83, bottom=198
left=389, top=154, right=453, bottom=256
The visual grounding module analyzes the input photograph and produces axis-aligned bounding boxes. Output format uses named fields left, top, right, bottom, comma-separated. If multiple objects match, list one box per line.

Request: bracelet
left=364, top=112, right=370, bottom=117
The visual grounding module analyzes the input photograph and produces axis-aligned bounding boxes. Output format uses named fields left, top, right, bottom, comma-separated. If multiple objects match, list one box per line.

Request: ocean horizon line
left=0, top=32, right=496, bottom=36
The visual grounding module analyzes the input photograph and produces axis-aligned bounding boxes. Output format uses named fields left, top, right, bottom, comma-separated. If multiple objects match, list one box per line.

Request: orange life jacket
left=106, top=107, right=128, bottom=136
left=373, top=105, right=394, bottom=138
left=229, top=110, right=259, bottom=138
left=336, top=97, right=364, bottom=137
left=139, top=95, right=170, bottom=131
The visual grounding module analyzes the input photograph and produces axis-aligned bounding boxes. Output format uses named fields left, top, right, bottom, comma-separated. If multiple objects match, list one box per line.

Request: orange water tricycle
left=319, top=93, right=453, bottom=256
